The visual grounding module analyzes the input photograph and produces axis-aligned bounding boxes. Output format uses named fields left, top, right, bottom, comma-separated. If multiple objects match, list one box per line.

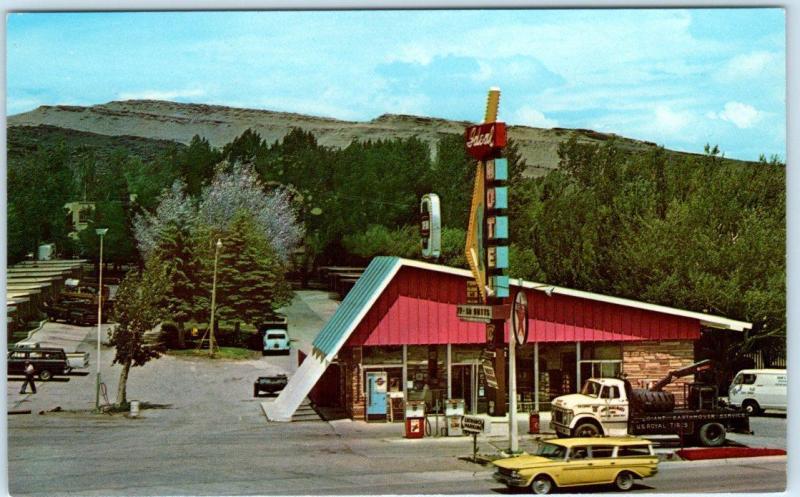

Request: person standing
left=20, top=361, right=37, bottom=394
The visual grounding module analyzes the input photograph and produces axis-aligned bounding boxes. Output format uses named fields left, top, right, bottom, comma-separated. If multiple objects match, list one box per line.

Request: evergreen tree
left=213, top=211, right=293, bottom=332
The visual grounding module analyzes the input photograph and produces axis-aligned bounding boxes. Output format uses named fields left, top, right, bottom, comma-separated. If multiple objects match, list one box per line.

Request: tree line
left=7, top=125, right=785, bottom=369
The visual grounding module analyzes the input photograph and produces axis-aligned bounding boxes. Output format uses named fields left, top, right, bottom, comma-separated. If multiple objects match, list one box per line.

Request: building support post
left=534, top=341, right=540, bottom=412
left=402, top=345, right=408, bottom=398
left=446, top=344, right=452, bottom=399
left=576, top=341, right=582, bottom=392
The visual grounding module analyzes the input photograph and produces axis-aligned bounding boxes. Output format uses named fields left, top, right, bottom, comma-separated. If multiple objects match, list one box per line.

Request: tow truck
left=550, top=360, right=751, bottom=447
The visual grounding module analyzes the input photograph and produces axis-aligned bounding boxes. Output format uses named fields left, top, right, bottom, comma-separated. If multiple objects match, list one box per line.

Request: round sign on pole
left=511, top=291, right=528, bottom=345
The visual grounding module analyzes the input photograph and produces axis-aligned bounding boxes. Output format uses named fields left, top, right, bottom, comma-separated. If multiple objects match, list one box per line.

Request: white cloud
left=709, top=101, right=763, bottom=129
left=117, top=88, right=206, bottom=101
left=513, top=106, right=558, bottom=128
left=718, top=51, right=782, bottom=81
left=652, top=105, right=693, bottom=135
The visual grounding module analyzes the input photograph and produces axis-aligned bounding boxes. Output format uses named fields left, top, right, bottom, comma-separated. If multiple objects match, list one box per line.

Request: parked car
left=7, top=347, right=70, bottom=380
left=11, top=343, right=89, bottom=373
left=253, top=375, right=288, bottom=397
left=262, top=329, right=290, bottom=355
left=493, top=437, right=658, bottom=495
left=728, top=369, right=787, bottom=415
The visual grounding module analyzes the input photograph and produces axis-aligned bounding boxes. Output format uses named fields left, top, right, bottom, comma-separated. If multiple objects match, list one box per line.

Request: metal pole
left=95, top=231, right=105, bottom=410
left=209, top=239, right=222, bottom=357
left=509, top=336, right=518, bottom=453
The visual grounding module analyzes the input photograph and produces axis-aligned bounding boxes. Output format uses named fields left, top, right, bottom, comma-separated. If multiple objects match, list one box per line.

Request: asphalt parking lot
left=5, top=292, right=788, bottom=496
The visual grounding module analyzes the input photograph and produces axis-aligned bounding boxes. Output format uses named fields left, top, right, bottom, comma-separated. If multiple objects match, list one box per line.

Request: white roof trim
left=398, top=258, right=752, bottom=332
left=323, top=258, right=403, bottom=362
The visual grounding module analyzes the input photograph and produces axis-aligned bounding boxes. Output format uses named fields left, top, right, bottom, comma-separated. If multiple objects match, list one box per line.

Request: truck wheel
left=698, top=422, right=726, bottom=447
left=39, top=369, right=52, bottom=381
left=530, top=474, right=554, bottom=495
left=742, top=400, right=762, bottom=416
left=573, top=421, right=602, bottom=438
left=614, top=471, right=635, bottom=491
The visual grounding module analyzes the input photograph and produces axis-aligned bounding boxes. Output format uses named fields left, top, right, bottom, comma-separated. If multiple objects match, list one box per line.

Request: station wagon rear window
left=617, top=445, right=652, bottom=457
left=591, top=447, right=614, bottom=458
left=267, top=333, right=286, bottom=339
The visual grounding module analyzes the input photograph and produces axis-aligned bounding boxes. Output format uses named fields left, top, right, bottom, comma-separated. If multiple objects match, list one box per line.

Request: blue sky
left=6, top=9, right=786, bottom=161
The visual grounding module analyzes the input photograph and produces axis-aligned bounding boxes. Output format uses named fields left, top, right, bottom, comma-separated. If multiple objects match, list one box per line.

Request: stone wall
left=622, top=340, right=695, bottom=403
left=341, top=348, right=366, bottom=420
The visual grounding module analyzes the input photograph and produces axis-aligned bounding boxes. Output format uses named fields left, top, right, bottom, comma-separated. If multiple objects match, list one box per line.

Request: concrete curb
left=659, top=454, right=787, bottom=467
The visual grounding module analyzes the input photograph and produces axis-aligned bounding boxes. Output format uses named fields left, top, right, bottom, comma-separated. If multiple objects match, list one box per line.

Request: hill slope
left=9, top=99, right=747, bottom=175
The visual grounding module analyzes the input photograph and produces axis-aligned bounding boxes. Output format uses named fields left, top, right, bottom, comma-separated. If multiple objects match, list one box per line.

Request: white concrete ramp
left=263, top=352, right=329, bottom=422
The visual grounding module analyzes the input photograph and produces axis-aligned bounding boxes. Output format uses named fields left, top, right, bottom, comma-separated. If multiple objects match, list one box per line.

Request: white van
left=728, top=369, right=787, bottom=415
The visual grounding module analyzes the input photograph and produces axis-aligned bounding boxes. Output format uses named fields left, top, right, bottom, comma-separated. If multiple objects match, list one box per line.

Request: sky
left=5, top=8, right=786, bottom=161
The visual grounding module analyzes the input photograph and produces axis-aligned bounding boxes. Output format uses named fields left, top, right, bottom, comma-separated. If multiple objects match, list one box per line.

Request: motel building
left=265, top=256, right=751, bottom=423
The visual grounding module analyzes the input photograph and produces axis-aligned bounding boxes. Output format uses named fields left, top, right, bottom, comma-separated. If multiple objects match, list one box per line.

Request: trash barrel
left=529, top=411, right=540, bottom=434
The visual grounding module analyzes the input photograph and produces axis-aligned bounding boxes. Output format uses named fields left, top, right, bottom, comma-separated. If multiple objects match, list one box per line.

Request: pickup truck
left=550, top=376, right=750, bottom=447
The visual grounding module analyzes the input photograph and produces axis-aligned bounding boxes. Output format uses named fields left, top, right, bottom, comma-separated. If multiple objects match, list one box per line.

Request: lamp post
left=208, top=239, right=222, bottom=357
left=95, top=228, right=108, bottom=410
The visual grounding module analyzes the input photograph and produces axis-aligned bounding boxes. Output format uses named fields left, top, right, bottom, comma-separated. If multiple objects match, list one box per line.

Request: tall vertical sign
left=463, top=87, right=509, bottom=417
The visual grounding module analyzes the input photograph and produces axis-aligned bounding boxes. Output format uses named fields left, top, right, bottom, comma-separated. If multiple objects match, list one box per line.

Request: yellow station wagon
left=493, top=437, right=658, bottom=495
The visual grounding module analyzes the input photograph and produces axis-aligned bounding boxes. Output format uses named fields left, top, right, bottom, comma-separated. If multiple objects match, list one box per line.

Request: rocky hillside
left=9, top=99, right=712, bottom=176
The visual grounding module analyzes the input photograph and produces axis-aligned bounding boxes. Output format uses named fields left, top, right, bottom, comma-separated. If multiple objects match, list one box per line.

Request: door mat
left=676, top=447, right=786, bottom=461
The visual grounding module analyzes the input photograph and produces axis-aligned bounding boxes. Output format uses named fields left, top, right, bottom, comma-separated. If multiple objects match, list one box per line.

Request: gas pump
left=445, top=399, right=466, bottom=436
left=404, top=400, right=426, bottom=439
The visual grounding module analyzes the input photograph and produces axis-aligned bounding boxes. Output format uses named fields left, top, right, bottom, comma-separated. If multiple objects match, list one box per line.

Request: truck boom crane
left=650, top=359, right=713, bottom=391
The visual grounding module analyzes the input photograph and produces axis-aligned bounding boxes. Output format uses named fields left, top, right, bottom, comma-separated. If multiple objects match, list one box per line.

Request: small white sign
left=462, top=415, right=489, bottom=434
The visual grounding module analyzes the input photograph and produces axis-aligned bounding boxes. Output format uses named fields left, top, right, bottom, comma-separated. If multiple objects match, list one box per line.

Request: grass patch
left=167, top=347, right=259, bottom=360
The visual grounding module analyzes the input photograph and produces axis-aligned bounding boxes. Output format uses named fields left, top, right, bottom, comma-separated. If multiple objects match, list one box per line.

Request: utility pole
left=94, top=228, right=108, bottom=411
left=209, top=239, right=222, bottom=357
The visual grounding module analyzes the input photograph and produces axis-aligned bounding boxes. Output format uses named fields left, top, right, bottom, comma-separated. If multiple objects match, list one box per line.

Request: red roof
left=346, top=265, right=699, bottom=347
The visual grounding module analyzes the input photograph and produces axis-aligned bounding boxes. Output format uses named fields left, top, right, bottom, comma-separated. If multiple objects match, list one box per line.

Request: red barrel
left=405, top=417, right=425, bottom=439
left=529, top=411, right=540, bottom=434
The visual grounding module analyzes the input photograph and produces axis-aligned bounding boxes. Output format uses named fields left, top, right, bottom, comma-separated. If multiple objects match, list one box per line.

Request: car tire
left=254, top=387, right=260, bottom=398
left=39, top=369, right=52, bottom=381
left=530, top=474, right=554, bottom=495
left=614, top=471, right=635, bottom=491
left=698, top=422, right=726, bottom=447
left=742, top=399, right=762, bottom=416
left=573, top=421, right=602, bottom=438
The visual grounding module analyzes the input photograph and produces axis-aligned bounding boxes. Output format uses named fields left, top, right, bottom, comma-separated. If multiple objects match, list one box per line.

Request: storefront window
left=362, top=346, right=402, bottom=365
left=406, top=345, right=447, bottom=412
left=580, top=342, right=622, bottom=381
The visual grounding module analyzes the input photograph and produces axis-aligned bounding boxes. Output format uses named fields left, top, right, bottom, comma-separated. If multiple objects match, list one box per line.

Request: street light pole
left=209, top=239, right=222, bottom=357
left=95, top=228, right=108, bottom=410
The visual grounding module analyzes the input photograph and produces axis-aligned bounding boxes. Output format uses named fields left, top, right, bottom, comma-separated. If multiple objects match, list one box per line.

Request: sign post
left=462, top=415, right=487, bottom=462
left=459, top=87, right=513, bottom=450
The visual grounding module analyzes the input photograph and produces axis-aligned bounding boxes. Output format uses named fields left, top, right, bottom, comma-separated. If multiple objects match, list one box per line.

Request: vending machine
left=404, top=400, right=426, bottom=439
left=445, top=398, right=466, bottom=436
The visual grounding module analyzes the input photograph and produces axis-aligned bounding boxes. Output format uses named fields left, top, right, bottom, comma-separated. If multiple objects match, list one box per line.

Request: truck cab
left=551, top=378, right=630, bottom=437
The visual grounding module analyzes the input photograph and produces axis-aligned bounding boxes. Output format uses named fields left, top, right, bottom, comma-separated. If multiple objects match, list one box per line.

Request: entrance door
left=452, top=364, right=475, bottom=413
left=366, top=372, right=388, bottom=420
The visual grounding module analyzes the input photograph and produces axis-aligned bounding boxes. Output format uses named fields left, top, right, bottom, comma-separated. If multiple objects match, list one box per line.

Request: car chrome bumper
left=493, top=473, right=527, bottom=487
